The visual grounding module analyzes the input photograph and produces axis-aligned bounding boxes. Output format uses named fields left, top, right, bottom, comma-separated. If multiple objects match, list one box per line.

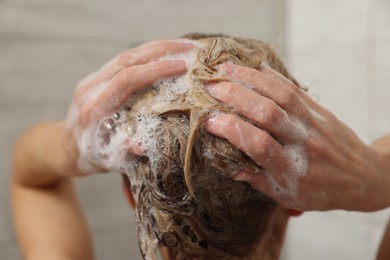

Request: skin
left=11, top=39, right=193, bottom=260
left=11, top=39, right=390, bottom=259
left=121, top=174, right=299, bottom=260
left=378, top=219, right=390, bottom=260
left=204, top=63, right=390, bottom=212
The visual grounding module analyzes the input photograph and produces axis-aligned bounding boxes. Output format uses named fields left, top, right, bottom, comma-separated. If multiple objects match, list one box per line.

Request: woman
left=12, top=34, right=390, bottom=259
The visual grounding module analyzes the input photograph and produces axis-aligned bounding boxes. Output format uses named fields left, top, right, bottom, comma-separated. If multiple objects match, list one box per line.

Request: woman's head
left=122, top=34, right=299, bottom=260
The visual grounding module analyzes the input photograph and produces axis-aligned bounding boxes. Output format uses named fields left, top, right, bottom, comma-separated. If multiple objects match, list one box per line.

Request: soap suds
left=67, top=37, right=315, bottom=259
left=69, top=37, right=312, bottom=203
left=267, top=114, right=310, bottom=199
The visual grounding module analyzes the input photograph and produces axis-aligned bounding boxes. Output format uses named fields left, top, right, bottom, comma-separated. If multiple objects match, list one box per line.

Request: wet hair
left=124, top=33, right=300, bottom=260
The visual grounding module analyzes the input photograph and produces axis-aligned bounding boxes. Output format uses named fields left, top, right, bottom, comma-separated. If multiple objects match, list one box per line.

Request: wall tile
left=375, top=0, right=390, bottom=43
left=0, top=247, right=21, bottom=260
left=0, top=0, right=284, bottom=44
left=287, top=49, right=370, bottom=141
left=0, top=1, right=287, bottom=259
left=0, top=41, right=124, bottom=241
left=92, top=222, right=141, bottom=260
left=74, top=174, right=135, bottom=227
left=285, top=1, right=390, bottom=259
left=288, top=0, right=371, bottom=54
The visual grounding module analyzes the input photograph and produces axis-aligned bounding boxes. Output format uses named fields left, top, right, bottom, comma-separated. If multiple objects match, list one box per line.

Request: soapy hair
left=123, top=34, right=300, bottom=260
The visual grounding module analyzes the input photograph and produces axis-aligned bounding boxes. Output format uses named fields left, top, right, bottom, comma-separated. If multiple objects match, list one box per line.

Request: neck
left=160, top=208, right=289, bottom=260
left=245, top=208, right=289, bottom=260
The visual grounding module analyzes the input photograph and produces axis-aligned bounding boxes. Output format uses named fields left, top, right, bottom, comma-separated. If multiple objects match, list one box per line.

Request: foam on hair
left=113, top=34, right=305, bottom=259
left=69, top=34, right=306, bottom=259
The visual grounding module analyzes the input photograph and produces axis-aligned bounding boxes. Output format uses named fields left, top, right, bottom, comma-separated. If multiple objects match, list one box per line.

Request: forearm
left=12, top=121, right=71, bottom=187
left=372, top=135, right=390, bottom=260
left=371, top=134, right=390, bottom=159
left=12, top=180, right=93, bottom=260
left=370, top=135, right=390, bottom=208
left=372, top=135, right=390, bottom=180
left=12, top=122, right=93, bottom=259
left=10, top=40, right=192, bottom=259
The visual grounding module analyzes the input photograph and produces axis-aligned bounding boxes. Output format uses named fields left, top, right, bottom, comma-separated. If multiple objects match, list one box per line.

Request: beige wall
left=0, top=1, right=286, bottom=259
left=284, top=0, right=390, bottom=259
left=2, top=1, right=389, bottom=259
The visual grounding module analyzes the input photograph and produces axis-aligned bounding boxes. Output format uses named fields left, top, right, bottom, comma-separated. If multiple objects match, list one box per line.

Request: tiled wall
left=2, top=1, right=389, bottom=259
left=0, top=1, right=285, bottom=259
left=283, top=0, right=390, bottom=259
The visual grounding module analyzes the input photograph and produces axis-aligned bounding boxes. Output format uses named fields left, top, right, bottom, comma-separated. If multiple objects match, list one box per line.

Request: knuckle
left=321, top=109, right=338, bottom=123
left=280, top=86, right=299, bottom=106
left=117, top=50, right=134, bottom=66
left=252, top=134, right=271, bottom=156
left=306, top=137, right=326, bottom=158
left=257, top=103, right=280, bottom=125
left=114, top=67, right=133, bottom=87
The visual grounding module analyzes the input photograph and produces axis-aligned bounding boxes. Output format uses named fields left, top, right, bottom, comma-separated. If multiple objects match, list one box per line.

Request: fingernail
left=127, top=141, right=145, bottom=156
left=205, top=116, right=217, bottom=128
left=221, top=63, right=236, bottom=75
left=180, top=42, right=195, bottom=50
left=213, top=64, right=222, bottom=71
left=259, top=61, right=272, bottom=72
left=233, top=171, right=251, bottom=182
left=260, top=61, right=271, bottom=68
left=287, top=209, right=304, bottom=217
left=173, top=60, right=186, bottom=67
left=204, top=82, right=219, bottom=96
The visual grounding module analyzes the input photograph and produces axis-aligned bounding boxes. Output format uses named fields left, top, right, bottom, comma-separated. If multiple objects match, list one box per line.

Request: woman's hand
left=62, top=40, right=193, bottom=175
left=11, top=39, right=194, bottom=260
left=204, top=63, right=390, bottom=212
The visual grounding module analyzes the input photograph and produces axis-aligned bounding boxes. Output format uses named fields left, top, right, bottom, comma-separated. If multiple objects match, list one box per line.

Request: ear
left=121, top=174, right=136, bottom=209
left=286, top=209, right=303, bottom=217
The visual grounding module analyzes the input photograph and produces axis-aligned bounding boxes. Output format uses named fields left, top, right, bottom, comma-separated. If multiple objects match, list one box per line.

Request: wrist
left=56, top=122, right=83, bottom=176
left=371, top=136, right=390, bottom=183
left=366, top=137, right=390, bottom=211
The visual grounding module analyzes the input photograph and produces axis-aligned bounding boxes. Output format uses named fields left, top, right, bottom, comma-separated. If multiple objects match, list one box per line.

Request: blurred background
left=0, top=0, right=389, bottom=259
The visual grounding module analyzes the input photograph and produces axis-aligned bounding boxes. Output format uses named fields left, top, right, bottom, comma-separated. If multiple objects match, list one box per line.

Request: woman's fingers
left=219, top=63, right=309, bottom=117
left=67, top=40, right=193, bottom=174
left=118, top=40, right=194, bottom=68
left=205, top=114, right=288, bottom=175
left=88, top=60, right=187, bottom=116
left=233, top=171, right=286, bottom=203
left=258, top=65, right=327, bottom=114
left=206, top=81, right=298, bottom=142
left=82, top=40, right=194, bottom=87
